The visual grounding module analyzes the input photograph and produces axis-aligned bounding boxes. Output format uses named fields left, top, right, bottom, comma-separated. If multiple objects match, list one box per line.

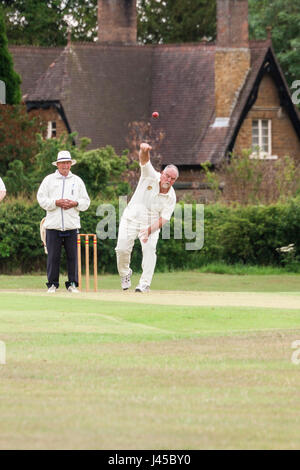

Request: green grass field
left=0, top=271, right=300, bottom=449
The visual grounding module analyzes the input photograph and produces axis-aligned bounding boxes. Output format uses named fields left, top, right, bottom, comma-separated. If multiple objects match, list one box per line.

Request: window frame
left=250, top=119, right=277, bottom=160
left=47, top=121, right=57, bottom=139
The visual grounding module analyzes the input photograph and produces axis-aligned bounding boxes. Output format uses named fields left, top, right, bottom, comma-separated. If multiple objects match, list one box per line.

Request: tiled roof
left=10, top=40, right=293, bottom=167
left=23, top=43, right=153, bottom=152
left=9, top=45, right=64, bottom=99
left=151, top=43, right=217, bottom=166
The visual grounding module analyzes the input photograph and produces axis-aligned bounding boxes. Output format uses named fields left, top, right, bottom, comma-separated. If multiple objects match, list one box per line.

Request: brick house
left=9, top=0, right=300, bottom=199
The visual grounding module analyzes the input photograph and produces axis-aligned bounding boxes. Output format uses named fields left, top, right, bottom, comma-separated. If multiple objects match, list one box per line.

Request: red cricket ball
left=152, top=111, right=159, bottom=119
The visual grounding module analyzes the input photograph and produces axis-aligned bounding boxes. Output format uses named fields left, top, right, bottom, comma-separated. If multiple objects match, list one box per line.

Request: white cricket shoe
left=121, top=269, right=132, bottom=290
left=68, top=282, right=79, bottom=293
left=135, top=284, right=150, bottom=293
left=47, top=284, right=56, bottom=294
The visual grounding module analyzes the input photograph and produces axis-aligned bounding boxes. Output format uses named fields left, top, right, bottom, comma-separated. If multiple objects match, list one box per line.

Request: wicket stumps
left=77, top=233, right=98, bottom=292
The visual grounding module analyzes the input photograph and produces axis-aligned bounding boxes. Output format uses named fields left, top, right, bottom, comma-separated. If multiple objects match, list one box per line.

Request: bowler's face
left=160, top=168, right=178, bottom=190
left=57, top=161, right=72, bottom=177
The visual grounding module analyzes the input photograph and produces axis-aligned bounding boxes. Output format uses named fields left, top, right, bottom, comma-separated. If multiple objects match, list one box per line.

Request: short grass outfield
left=0, top=270, right=300, bottom=450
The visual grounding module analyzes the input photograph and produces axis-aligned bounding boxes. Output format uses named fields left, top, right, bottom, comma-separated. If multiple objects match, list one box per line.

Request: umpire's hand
left=55, top=199, right=78, bottom=209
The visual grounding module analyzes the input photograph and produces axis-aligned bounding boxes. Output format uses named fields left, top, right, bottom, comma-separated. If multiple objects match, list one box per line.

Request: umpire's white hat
left=52, top=150, right=76, bottom=166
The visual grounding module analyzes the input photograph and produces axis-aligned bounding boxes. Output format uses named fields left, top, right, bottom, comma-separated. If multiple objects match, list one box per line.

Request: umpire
left=37, top=151, right=90, bottom=293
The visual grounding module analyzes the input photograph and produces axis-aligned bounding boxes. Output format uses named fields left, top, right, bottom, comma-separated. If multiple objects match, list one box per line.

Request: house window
left=47, top=121, right=57, bottom=139
left=251, top=119, right=277, bottom=159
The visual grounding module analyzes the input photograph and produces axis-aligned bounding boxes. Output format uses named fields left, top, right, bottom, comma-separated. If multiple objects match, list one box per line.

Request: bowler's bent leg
left=139, top=231, right=159, bottom=288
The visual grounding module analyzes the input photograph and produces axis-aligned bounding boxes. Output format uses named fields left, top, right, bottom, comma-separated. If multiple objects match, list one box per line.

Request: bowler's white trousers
left=115, top=216, right=159, bottom=287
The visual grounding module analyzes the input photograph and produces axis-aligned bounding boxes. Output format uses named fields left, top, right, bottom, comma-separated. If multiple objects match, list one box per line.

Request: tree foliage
left=0, top=0, right=97, bottom=46
left=249, top=0, right=300, bottom=87
left=0, top=105, right=43, bottom=174
left=203, top=149, right=300, bottom=206
left=137, top=0, right=216, bottom=44
left=3, top=159, right=32, bottom=196
left=75, top=146, right=130, bottom=199
left=1, top=0, right=217, bottom=46
left=0, top=7, right=21, bottom=103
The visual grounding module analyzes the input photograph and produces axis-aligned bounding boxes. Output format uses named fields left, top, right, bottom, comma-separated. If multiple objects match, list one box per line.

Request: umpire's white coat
left=37, top=170, right=90, bottom=231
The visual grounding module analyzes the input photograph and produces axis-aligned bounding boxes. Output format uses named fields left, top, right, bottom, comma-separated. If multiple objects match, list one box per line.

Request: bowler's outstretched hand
left=139, top=142, right=152, bottom=165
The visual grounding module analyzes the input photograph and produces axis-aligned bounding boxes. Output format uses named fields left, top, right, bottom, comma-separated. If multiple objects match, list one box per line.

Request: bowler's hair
left=163, top=164, right=179, bottom=179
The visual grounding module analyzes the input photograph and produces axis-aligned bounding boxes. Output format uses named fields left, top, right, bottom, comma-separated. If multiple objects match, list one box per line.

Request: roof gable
left=225, top=45, right=300, bottom=160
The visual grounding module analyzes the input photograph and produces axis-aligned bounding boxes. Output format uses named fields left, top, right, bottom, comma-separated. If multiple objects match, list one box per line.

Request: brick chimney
left=214, top=0, right=251, bottom=122
left=97, top=0, right=137, bottom=44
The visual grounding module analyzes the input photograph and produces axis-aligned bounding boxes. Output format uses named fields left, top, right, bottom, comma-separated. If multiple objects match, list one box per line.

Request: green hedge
left=0, top=199, right=300, bottom=273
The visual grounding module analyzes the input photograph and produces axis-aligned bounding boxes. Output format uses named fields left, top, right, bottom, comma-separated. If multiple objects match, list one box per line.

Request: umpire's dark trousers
left=46, top=229, right=78, bottom=289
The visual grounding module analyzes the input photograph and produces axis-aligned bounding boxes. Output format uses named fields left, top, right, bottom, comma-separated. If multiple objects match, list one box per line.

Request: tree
left=3, top=159, right=32, bottom=196
left=74, top=146, right=129, bottom=199
left=137, top=0, right=216, bottom=44
left=249, top=0, right=300, bottom=87
left=0, top=7, right=21, bottom=103
left=0, top=105, right=43, bottom=174
left=0, top=0, right=97, bottom=46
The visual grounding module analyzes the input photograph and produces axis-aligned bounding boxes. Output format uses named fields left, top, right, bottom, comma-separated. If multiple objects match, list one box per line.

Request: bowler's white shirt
left=123, top=161, right=176, bottom=224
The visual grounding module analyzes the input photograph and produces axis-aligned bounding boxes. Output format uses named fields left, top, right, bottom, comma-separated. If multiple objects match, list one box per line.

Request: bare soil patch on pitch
left=98, top=290, right=300, bottom=309
left=2, top=289, right=300, bottom=309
